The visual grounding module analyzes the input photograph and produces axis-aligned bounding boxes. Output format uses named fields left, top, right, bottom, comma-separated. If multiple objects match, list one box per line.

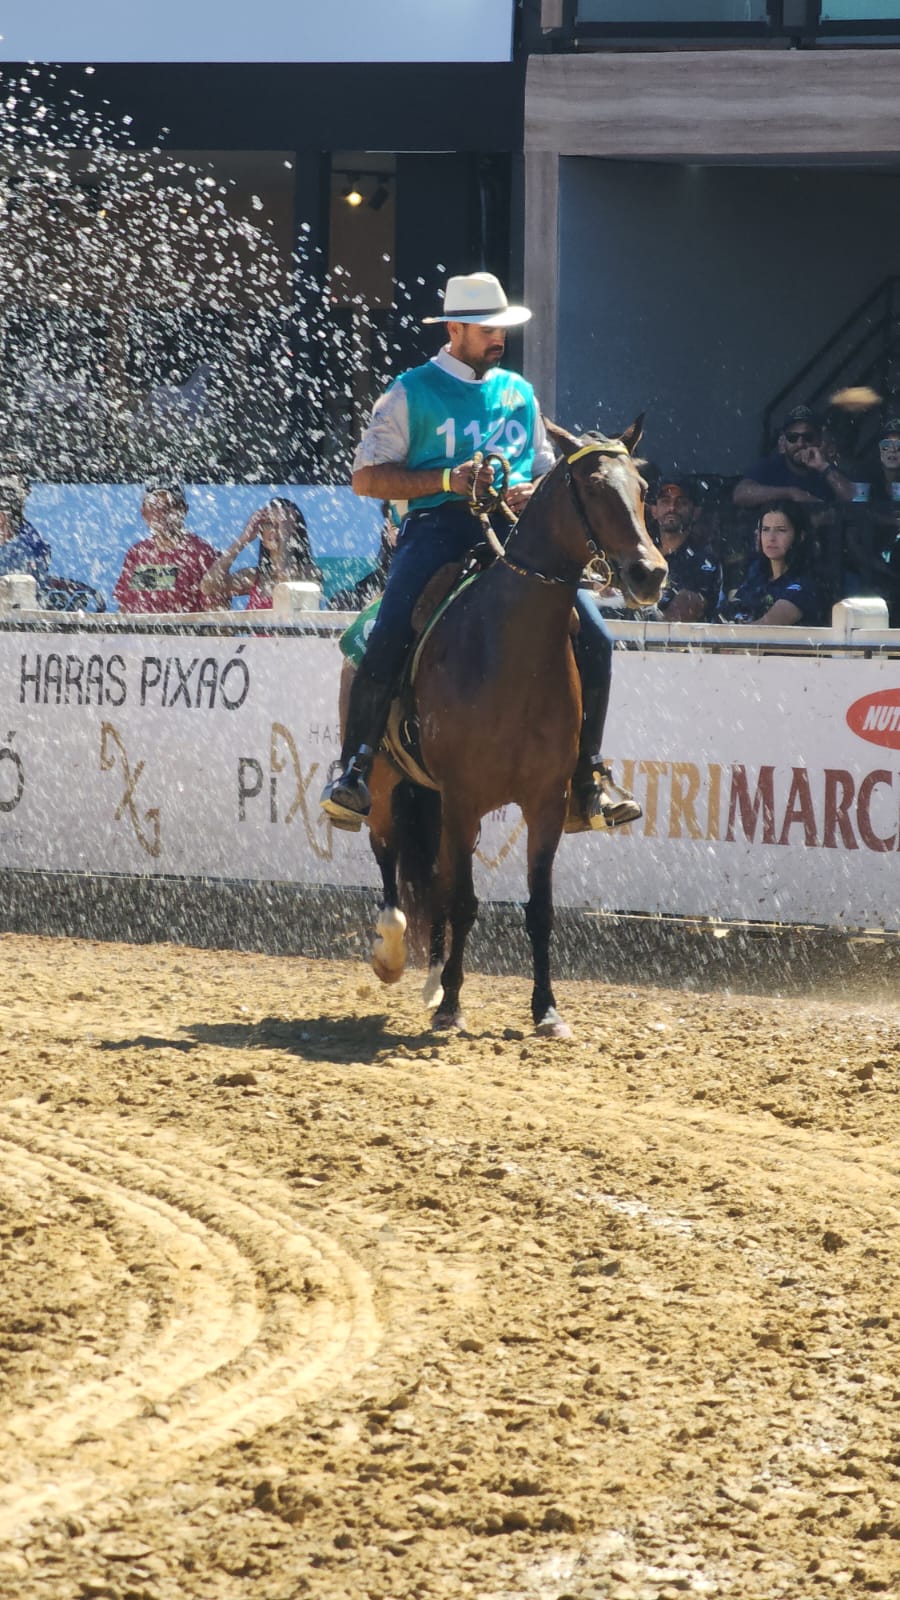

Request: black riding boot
left=565, top=680, right=643, bottom=834
left=320, top=665, right=395, bottom=831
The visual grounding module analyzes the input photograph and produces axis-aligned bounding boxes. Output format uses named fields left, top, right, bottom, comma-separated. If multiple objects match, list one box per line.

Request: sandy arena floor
left=0, top=933, right=899, bottom=1600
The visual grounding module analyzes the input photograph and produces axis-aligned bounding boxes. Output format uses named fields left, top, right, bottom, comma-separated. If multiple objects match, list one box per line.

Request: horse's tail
left=391, top=780, right=442, bottom=958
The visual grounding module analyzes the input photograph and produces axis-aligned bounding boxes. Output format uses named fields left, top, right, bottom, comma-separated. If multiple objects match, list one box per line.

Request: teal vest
left=396, top=360, right=538, bottom=512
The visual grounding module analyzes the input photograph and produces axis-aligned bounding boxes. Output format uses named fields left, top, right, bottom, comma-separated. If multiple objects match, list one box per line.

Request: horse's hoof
left=372, top=956, right=403, bottom=985
left=421, top=965, right=444, bottom=1009
left=534, top=1008, right=572, bottom=1040
left=433, top=1008, right=467, bottom=1033
left=371, top=907, right=407, bottom=985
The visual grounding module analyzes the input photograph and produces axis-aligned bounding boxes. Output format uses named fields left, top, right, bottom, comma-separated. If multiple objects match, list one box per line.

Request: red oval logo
left=847, top=688, right=900, bottom=749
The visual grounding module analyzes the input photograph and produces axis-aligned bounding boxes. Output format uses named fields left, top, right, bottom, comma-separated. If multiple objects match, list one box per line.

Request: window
left=820, top=2, right=900, bottom=17
left=575, top=1, right=768, bottom=20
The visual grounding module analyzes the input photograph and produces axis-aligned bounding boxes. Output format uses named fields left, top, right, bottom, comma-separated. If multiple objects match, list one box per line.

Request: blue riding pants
left=360, top=500, right=612, bottom=748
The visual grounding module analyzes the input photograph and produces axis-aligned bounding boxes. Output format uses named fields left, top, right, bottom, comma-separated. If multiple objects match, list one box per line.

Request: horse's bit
left=564, top=440, right=627, bottom=590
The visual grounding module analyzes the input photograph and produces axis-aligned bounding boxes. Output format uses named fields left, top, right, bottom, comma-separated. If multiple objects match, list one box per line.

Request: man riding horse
left=320, top=271, right=642, bottom=835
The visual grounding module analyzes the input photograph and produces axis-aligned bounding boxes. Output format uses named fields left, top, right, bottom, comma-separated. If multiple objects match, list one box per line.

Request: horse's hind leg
left=432, top=814, right=478, bottom=1032
left=524, top=800, right=571, bottom=1040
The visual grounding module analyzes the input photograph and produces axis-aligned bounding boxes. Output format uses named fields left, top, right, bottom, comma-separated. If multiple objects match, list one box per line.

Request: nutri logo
left=846, top=688, right=900, bottom=749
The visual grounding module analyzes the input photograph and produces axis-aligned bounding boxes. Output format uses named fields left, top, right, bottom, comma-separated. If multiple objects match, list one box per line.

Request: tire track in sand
left=0, top=1104, right=383, bottom=1537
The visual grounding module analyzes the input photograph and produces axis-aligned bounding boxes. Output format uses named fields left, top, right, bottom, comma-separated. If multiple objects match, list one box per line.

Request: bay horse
left=360, top=418, right=667, bottom=1038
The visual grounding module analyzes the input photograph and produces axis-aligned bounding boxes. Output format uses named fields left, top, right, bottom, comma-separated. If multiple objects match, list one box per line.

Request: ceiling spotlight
left=342, top=177, right=364, bottom=207
left=369, top=182, right=390, bottom=212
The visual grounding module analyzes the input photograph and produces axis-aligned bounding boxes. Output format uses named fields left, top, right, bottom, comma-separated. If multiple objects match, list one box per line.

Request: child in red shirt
left=114, top=484, right=219, bottom=613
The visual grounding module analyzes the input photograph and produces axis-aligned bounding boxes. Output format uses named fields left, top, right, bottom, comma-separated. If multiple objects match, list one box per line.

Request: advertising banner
left=3, top=629, right=899, bottom=930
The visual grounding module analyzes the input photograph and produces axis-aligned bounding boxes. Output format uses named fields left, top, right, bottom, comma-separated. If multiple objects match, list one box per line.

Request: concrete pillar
left=832, top=597, right=890, bottom=637
left=271, top=581, right=323, bottom=619
left=523, top=145, right=559, bottom=421
left=0, top=573, right=37, bottom=612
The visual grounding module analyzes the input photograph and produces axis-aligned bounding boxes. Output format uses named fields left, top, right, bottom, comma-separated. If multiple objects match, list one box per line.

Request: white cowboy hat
left=422, top=271, right=532, bottom=328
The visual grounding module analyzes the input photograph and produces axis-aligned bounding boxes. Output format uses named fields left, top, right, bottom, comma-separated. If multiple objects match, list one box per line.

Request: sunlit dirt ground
left=1, top=934, right=898, bottom=1599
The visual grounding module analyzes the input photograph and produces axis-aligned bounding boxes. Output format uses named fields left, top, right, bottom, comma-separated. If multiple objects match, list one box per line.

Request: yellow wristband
left=442, top=466, right=453, bottom=494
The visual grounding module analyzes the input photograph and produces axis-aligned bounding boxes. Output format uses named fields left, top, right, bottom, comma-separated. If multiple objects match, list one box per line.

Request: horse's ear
left=618, top=414, right=646, bottom=455
left=543, top=417, right=582, bottom=458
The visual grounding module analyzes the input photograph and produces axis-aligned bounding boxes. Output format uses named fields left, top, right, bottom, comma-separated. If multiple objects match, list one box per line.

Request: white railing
left=1, top=575, right=895, bottom=657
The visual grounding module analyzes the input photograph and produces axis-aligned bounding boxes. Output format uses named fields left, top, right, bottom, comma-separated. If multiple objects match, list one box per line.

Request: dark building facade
left=521, top=2, right=900, bottom=474
left=0, top=32, right=525, bottom=482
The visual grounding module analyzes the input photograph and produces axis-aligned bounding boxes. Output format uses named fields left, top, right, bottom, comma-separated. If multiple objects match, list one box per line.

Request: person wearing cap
left=319, top=270, right=641, bottom=834
left=648, top=478, right=721, bottom=622
left=860, top=416, right=900, bottom=519
left=733, top=405, right=855, bottom=510
left=113, top=483, right=219, bottom=614
left=841, top=417, right=900, bottom=618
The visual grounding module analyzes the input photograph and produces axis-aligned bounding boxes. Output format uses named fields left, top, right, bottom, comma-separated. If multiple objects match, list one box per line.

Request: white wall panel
left=3, top=627, right=900, bottom=930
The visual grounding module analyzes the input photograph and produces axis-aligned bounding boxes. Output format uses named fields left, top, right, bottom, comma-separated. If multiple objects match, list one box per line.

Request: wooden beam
left=523, top=148, right=559, bottom=419
left=526, top=49, right=900, bottom=159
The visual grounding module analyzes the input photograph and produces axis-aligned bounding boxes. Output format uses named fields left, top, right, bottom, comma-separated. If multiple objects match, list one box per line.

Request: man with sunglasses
left=733, top=405, right=854, bottom=510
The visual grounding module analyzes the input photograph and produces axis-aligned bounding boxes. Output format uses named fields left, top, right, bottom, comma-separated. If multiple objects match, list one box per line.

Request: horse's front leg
left=369, top=771, right=407, bottom=985
left=432, top=812, right=479, bottom=1032
left=422, top=913, right=446, bottom=1010
left=523, top=794, right=571, bottom=1039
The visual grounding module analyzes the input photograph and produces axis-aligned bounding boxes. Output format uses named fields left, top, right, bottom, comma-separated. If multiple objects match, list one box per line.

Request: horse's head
left=543, top=417, right=668, bottom=608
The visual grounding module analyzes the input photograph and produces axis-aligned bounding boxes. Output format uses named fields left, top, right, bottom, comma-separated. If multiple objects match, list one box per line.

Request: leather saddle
left=383, top=552, right=489, bottom=789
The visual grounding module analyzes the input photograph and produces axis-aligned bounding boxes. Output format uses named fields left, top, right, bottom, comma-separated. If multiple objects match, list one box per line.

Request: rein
left=467, top=450, right=516, bottom=559
left=499, top=440, right=627, bottom=588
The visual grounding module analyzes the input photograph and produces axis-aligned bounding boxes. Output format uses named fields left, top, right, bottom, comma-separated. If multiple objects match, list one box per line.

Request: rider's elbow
left=352, top=466, right=378, bottom=498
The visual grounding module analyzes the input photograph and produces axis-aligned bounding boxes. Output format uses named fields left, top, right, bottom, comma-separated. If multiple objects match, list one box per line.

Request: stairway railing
left=761, top=276, right=900, bottom=452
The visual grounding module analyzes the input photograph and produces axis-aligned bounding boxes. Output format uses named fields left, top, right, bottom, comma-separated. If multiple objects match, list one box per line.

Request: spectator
left=0, top=477, right=51, bottom=599
left=867, top=415, right=900, bottom=502
left=648, top=477, right=721, bottom=621
left=200, top=497, right=323, bottom=610
left=720, top=501, right=819, bottom=625
left=733, top=405, right=855, bottom=509
left=114, top=483, right=218, bottom=614
left=328, top=505, right=397, bottom=610
left=840, top=416, right=900, bottom=614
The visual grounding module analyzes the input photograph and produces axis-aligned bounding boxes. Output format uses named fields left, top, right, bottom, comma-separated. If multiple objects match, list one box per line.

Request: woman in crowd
left=201, top=497, right=323, bottom=610
left=721, top=501, right=819, bottom=625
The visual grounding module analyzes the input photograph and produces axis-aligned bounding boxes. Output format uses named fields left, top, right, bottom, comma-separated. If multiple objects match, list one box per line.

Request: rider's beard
left=472, top=345, right=504, bottom=378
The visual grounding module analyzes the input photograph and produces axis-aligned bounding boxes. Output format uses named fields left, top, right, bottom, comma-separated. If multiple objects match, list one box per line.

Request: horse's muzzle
left=621, top=554, right=668, bottom=607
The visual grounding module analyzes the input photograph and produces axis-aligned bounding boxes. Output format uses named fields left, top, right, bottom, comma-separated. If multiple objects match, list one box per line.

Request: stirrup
left=564, top=761, right=642, bottom=835
left=319, top=758, right=371, bottom=831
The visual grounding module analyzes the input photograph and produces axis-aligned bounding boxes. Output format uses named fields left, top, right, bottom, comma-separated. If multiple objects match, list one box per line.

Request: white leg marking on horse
left=421, top=965, right=444, bottom=1010
left=371, top=906, right=407, bottom=985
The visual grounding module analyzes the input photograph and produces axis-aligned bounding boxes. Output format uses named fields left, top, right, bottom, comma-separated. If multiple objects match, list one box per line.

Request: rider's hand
left=449, top=458, right=494, bottom=497
left=506, top=482, right=535, bottom=514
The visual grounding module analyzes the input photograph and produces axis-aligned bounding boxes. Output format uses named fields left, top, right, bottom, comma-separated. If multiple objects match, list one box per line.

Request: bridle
left=494, top=439, right=629, bottom=589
